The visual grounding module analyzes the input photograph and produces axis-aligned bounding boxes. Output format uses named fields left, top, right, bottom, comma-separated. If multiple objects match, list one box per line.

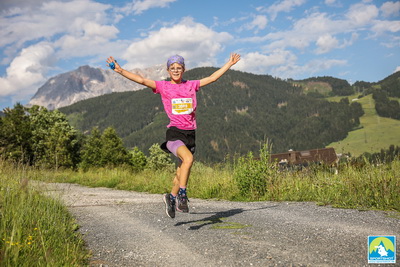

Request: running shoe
left=176, top=194, right=189, bottom=213
left=163, top=193, right=176, bottom=218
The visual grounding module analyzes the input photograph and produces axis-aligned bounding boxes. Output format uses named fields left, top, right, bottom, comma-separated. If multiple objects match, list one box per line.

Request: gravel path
left=45, top=183, right=399, bottom=267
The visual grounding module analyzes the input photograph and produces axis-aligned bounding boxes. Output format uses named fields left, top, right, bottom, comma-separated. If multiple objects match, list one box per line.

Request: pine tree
left=100, top=127, right=131, bottom=167
left=0, top=103, right=33, bottom=164
left=80, top=127, right=102, bottom=169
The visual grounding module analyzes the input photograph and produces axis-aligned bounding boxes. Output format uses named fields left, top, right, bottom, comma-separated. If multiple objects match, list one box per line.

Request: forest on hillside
left=59, top=68, right=365, bottom=162
left=1, top=69, right=398, bottom=165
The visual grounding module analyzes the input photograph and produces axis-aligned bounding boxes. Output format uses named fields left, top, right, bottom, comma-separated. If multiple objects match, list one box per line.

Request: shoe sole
left=163, top=194, right=175, bottom=218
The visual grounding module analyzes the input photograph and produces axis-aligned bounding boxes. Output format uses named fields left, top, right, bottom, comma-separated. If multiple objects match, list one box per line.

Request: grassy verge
left=261, top=161, right=400, bottom=211
left=32, top=160, right=400, bottom=212
left=0, top=161, right=89, bottom=266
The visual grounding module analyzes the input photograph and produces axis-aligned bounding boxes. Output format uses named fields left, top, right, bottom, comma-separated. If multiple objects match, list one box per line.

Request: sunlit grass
left=0, top=161, right=89, bottom=266
left=327, top=94, right=400, bottom=156
left=32, top=159, right=400, bottom=212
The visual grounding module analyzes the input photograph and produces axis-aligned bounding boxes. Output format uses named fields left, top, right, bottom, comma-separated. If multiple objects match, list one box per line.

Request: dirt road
left=46, top=183, right=399, bottom=266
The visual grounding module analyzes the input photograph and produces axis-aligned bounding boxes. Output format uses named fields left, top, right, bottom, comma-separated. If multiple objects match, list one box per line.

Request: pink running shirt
left=153, top=80, right=201, bottom=130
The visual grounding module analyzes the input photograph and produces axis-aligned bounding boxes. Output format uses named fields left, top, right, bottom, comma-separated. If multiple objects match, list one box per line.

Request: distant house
left=270, top=147, right=338, bottom=168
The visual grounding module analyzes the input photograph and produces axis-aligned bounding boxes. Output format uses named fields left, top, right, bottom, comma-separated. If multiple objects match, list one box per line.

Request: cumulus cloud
left=242, top=15, right=268, bottom=33
left=235, top=50, right=297, bottom=74
left=235, top=49, right=347, bottom=79
left=117, top=0, right=176, bottom=15
left=324, top=0, right=336, bottom=5
left=247, top=1, right=397, bottom=57
left=381, top=1, right=400, bottom=18
left=262, top=12, right=342, bottom=52
left=0, top=0, right=113, bottom=50
left=122, top=17, right=233, bottom=69
left=315, top=34, right=339, bottom=54
left=273, top=58, right=347, bottom=79
left=371, top=20, right=400, bottom=35
left=264, top=0, right=306, bottom=21
left=0, top=43, right=55, bottom=100
left=346, top=3, right=379, bottom=26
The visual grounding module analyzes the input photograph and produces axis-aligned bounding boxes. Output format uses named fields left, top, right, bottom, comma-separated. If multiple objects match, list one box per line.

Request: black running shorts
left=160, top=126, right=196, bottom=154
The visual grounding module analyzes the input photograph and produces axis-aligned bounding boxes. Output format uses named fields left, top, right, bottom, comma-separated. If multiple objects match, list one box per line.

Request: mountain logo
left=368, top=236, right=396, bottom=264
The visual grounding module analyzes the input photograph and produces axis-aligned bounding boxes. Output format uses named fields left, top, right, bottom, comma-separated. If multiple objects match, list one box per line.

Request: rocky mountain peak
left=29, top=64, right=168, bottom=110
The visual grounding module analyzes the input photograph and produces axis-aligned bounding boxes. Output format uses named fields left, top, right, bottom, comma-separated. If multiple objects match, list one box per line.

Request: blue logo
left=368, top=236, right=396, bottom=264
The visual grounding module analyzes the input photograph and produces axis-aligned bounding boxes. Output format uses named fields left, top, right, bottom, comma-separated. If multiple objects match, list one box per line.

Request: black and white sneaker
left=176, top=194, right=189, bottom=213
left=163, top=194, right=176, bottom=218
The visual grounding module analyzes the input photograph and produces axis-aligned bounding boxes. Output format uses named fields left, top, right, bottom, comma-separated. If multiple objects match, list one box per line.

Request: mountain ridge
left=29, top=65, right=168, bottom=109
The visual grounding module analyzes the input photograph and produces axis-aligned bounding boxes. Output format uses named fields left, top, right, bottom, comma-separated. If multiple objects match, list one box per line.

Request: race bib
left=172, top=98, right=193, bottom=115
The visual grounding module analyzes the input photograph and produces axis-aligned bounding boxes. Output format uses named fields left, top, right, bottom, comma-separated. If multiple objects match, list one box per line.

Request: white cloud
left=54, top=21, right=120, bottom=58
left=395, top=66, right=400, bottom=73
left=234, top=49, right=347, bottom=79
left=0, top=0, right=54, bottom=10
left=345, top=3, right=379, bottom=26
left=263, top=12, right=343, bottom=51
left=0, top=0, right=113, bottom=49
left=122, top=17, right=233, bottom=69
left=325, top=0, right=336, bottom=5
left=0, top=43, right=55, bottom=100
left=273, top=58, right=347, bottom=79
left=371, top=20, right=400, bottom=35
left=118, top=0, right=176, bottom=15
left=265, top=0, right=306, bottom=21
left=381, top=1, right=400, bottom=18
left=246, top=1, right=396, bottom=56
left=315, top=34, right=339, bottom=54
left=242, top=15, right=268, bottom=33
left=235, top=50, right=297, bottom=74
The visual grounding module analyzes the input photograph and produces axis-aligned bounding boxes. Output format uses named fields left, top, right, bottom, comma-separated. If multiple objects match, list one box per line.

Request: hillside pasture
left=327, top=94, right=400, bottom=156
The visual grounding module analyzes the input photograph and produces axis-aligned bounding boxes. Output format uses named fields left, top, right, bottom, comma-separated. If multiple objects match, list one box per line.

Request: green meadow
left=327, top=94, right=400, bottom=156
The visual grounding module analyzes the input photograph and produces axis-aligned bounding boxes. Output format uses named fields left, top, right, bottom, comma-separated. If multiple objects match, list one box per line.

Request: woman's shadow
left=174, top=206, right=276, bottom=230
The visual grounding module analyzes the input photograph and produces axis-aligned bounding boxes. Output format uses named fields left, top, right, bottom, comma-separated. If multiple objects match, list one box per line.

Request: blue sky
left=0, top=0, right=399, bottom=110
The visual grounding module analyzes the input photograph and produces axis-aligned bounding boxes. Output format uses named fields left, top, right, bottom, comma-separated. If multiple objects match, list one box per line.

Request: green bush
left=233, top=143, right=274, bottom=199
left=130, top=147, right=147, bottom=172
left=147, top=143, right=174, bottom=171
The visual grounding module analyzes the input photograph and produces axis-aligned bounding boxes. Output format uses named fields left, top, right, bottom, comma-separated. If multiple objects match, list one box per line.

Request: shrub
left=147, top=143, right=174, bottom=171
left=234, top=143, right=274, bottom=199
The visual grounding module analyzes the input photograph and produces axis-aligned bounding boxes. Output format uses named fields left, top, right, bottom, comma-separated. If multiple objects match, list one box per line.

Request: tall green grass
left=32, top=159, right=400, bottom=212
left=0, top=161, right=89, bottom=266
left=260, top=161, right=400, bottom=211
